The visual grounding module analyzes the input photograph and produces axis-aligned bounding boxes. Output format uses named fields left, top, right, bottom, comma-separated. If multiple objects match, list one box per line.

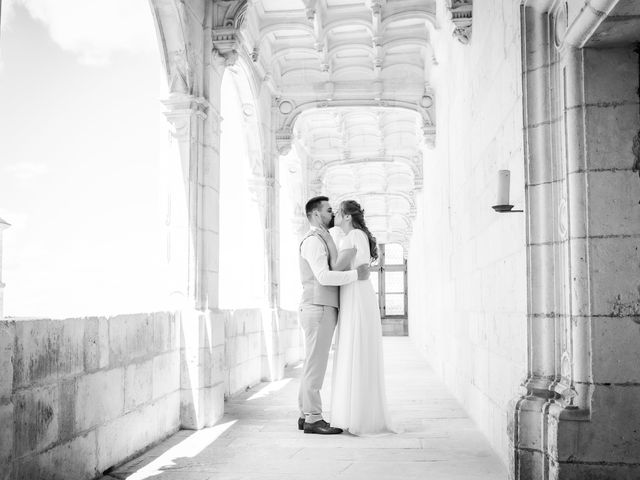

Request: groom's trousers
left=298, top=304, right=338, bottom=423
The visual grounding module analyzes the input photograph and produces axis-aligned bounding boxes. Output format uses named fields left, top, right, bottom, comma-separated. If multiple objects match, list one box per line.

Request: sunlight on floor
left=246, top=378, right=292, bottom=401
left=124, top=420, right=237, bottom=480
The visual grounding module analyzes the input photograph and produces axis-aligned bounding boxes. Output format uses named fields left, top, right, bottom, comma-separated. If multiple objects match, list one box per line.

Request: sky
left=0, top=0, right=169, bottom=318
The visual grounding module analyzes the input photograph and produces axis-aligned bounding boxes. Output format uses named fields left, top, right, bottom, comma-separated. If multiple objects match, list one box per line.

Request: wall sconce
left=492, top=170, right=523, bottom=213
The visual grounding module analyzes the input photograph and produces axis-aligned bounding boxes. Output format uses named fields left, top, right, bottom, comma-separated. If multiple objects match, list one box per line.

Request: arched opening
left=218, top=66, right=266, bottom=309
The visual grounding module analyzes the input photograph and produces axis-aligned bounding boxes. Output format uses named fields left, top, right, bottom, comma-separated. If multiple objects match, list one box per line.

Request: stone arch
left=277, top=99, right=434, bottom=147
left=149, top=0, right=199, bottom=96
left=222, top=55, right=267, bottom=178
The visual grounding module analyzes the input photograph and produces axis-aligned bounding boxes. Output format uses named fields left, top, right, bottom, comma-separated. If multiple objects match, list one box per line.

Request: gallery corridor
left=102, top=338, right=505, bottom=480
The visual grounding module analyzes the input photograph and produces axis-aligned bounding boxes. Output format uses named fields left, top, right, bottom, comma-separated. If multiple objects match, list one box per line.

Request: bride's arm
left=331, top=247, right=356, bottom=271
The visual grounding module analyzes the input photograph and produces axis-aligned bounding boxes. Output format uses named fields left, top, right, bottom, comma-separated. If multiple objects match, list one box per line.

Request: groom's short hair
left=305, top=196, right=329, bottom=218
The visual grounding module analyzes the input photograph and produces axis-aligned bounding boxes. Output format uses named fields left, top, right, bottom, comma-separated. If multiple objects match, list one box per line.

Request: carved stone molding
left=275, top=128, right=293, bottom=156
left=212, top=0, right=248, bottom=66
left=161, top=94, right=209, bottom=141
left=422, top=124, right=436, bottom=148
left=449, top=0, right=472, bottom=44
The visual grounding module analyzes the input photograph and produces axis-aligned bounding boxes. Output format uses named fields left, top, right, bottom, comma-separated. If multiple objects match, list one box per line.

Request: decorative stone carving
left=276, top=128, right=293, bottom=156
left=449, top=0, right=473, bottom=44
left=168, top=50, right=193, bottom=95
left=212, top=0, right=248, bottom=66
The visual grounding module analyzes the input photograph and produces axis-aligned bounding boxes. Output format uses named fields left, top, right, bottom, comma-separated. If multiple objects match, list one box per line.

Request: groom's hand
left=356, top=264, right=370, bottom=280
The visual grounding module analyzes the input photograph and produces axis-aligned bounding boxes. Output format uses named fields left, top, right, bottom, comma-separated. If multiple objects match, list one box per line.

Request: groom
left=297, top=196, right=370, bottom=434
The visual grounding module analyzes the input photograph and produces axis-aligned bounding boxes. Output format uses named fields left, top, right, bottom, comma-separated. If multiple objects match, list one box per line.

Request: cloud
left=4, top=162, right=48, bottom=180
left=2, top=0, right=158, bottom=65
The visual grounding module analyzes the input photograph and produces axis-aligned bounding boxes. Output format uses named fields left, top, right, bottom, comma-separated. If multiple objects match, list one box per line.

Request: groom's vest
left=299, top=230, right=340, bottom=308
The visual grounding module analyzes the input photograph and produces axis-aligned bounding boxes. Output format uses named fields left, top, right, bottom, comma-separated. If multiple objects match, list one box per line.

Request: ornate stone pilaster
left=162, top=93, right=212, bottom=312
left=449, top=0, right=472, bottom=44
left=249, top=168, right=283, bottom=382
left=0, top=218, right=10, bottom=319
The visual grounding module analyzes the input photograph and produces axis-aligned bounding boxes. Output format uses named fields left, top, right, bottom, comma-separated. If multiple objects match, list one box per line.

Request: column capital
left=275, top=128, right=293, bottom=156
left=211, top=0, right=248, bottom=67
left=162, top=93, right=210, bottom=115
left=449, top=0, right=473, bottom=44
left=422, top=124, right=436, bottom=149
left=161, top=94, right=210, bottom=141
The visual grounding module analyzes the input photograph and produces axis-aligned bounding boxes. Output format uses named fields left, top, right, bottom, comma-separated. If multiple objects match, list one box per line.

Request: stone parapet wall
left=0, top=313, right=181, bottom=480
left=0, top=308, right=303, bottom=480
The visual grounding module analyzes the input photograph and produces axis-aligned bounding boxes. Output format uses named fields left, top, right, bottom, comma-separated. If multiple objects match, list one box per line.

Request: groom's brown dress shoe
left=298, top=417, right=305, bottom=430
left=303, top=419, right=343, bottom=435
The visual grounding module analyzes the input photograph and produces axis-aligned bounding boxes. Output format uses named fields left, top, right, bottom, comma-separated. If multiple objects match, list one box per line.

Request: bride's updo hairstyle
left=340, top=200, right=378, bottom=261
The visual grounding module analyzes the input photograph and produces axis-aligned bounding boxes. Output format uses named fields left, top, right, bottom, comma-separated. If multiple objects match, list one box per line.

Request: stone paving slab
left=104, top=338, right=507, bottom=480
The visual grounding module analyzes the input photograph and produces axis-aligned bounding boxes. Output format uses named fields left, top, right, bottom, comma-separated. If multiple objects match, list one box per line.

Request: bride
left=329, top=200, right=394, bottom=436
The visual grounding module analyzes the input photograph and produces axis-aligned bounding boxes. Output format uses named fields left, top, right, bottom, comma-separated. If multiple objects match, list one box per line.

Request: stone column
left=250, top=148, right=284, bottom=381
left=151, top=0, right=248, bottom=430
left=0, top=218, right=9, bottom=319
left=511, top=1, right=640, bottom=479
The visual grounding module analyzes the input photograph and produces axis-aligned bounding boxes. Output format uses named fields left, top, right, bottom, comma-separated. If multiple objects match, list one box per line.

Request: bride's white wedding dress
left=330, top=228, right=394, bottom=435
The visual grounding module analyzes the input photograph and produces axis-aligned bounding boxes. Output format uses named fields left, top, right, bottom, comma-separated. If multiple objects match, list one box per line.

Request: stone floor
left=102, top=338, right=507, bottom=480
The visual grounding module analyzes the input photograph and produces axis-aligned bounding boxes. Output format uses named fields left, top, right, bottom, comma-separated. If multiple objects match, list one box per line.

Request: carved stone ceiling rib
left=294, top=106, right=423, bottom=246
left=240, top=0, right=436, bottom=248
left=242, top=0, right=437, bottom=98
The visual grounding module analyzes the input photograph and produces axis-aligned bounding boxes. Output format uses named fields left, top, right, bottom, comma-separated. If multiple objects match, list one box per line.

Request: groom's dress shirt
left=301, top=226, right=357, bottom=286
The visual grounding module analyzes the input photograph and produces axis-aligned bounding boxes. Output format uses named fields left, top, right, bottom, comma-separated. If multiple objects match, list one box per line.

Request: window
left=370, top=243, right=407, bottom=319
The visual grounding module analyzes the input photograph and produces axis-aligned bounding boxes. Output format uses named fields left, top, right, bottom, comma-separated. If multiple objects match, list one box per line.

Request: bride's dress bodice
left=338, top=229, right=370, bottom=269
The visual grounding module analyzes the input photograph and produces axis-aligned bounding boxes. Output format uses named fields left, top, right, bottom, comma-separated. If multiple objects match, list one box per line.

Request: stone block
left=201, top=229, right=219, bottom=273
left=584, top=47, right=639, bottom=106
left=13, top=431, right=98, bottom=480
left=590, top=237, right=640, bottom=317
left=0, top=321, right=15, bottom=400
left=96, top=404, right=158, bottom=473
left=524, top=66, right=552, bottom=129
left=203, top=383, right=225, bottom=427
left=588, top=171, right=640, bottom=237
left=13, top=319, right=84, bottom=389
left=83, top=317, right=101, bottom=372
left=58, top=377, right=77, bottom=442
left=528, top=244, right=557, bottom=316
left=225, top=314, right=239, bottom=338
left=210, top=312, right=225, bottom=348
left=152, top=351, right=180, bottom=400
left=569, top=385, right=640, bottom=463
left=13, top=383, right=59, bottom=457
left=557, top=461, right=640, bottom=480
left=153, top=390, right=180, bottom=438
left=59, top=318, right=86, bottom=377
left=205, top=271, right=219, bottom=310
left=202, top=187, right=220, bottom=233
left=152, top=312, right=172, bottom=353
left=0, top=402, right=14, bottom=470
left=180, top=352, right=202, bottom=393
left=584, top=104, right=639, bottom=172
left=98, top=317, right=109, bottom=368
left=592, top=317, right=640, bottom=383
left=75, top=368, right=124, bottom=432
left=108, top=314, right=154, bottom=366
left=205, top=345, right=225, bottom=387
left=245, top=311, right=262, bottom=334
left=124, top=360, right=152, bottom=412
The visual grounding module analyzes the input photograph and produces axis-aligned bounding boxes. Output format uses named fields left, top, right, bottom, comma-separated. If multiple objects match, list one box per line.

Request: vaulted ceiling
left=238, top=0, right=438, bottom=249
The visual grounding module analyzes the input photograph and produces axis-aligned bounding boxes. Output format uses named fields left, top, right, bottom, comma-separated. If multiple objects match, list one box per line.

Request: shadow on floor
left=104, top=338, right=507, bottom=480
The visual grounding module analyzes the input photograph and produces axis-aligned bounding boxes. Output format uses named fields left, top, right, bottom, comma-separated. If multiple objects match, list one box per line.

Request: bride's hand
left=332, top=247, right=356, bottom=271
left=356, top=264, right=370, bottom=280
